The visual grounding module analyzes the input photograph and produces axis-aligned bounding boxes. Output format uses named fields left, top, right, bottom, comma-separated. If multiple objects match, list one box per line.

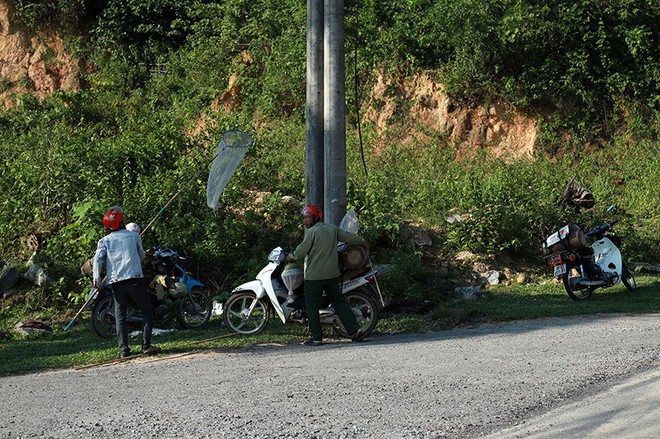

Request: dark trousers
left=304, top=277, right=359, bottom=341
left=112, top=278, right=153, bottom=354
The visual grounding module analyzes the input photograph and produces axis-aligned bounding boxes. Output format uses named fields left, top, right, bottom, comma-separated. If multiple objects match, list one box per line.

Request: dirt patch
left=364, top=71, right=538, bottom=159
left=0, top=1, right=86, bottom=108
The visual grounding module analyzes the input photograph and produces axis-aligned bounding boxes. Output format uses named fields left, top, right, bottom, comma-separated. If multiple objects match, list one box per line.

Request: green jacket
left=289, top=221, right=364, bottom=280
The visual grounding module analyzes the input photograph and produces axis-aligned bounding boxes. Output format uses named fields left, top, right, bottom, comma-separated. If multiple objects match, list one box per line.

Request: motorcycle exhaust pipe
left=578, top=279, right=608, bottom=287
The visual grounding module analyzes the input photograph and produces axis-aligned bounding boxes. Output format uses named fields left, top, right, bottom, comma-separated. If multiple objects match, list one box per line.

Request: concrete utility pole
left=305, top=0, right=324, bottom=209
left=323, top=0, right=346, bottom=226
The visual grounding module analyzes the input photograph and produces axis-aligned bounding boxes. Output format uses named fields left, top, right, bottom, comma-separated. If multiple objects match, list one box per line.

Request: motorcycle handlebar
left=586, top=221, right=617, bottom=237
left=148, top=246, right=185, bottom=260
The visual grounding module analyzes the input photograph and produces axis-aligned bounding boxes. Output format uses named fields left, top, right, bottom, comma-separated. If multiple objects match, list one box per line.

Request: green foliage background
left=0, top=0, right=658, bottom=307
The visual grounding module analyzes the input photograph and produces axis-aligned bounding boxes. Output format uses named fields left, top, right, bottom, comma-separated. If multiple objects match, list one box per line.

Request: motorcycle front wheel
left=563, top=262, right=595, bottom=300
left=333, top=289, right=379, bottom=339
left=621, top=263, right=637, bottom=291
left=177, top=288, right=212, bottom=329
left=223, top=291, right=270, bottom=335
left=91, top=294, right=117, bottom=338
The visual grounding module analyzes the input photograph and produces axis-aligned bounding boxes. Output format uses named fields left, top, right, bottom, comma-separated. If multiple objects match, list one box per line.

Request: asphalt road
left=484, top=367, right=660, bottom=438
left=1, top=313, right=659, bottom=438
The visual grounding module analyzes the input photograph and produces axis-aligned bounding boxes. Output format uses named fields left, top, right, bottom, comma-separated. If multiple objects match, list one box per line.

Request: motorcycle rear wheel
left=91, top=295, right=117, bottom=338
left=563, top=263, right=595, bottom=300
left=621, top=263, right=637, bottom=291
left=223, top=291, right=270, bottom=335
left=333, top=289, right=379, bottom=339
left=177, top=288, right=212, bottom=329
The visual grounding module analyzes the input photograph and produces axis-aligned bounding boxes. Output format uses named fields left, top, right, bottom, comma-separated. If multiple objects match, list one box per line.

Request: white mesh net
left=206, top=130, right=253, bottom=211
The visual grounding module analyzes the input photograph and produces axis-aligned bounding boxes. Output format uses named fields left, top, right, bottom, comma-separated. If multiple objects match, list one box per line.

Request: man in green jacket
left=287, top=205, right=367, bottom=346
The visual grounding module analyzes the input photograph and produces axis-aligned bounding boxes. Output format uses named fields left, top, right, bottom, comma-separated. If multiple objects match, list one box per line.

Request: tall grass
left=345, top=125, right=659, bottom=262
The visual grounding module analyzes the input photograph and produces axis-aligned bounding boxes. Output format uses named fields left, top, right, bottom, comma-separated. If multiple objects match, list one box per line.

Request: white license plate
left=553, top=263, right=566, bottom=277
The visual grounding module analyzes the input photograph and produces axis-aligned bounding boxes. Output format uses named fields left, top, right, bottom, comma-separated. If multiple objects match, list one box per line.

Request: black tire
left=621, top=263, right=637, bottom=291
left=563, top=262, right=594, bottom=300
left=91, top=294, right=117, bottom=338
left=223, top=291, right=270, bottom=335
left=333, top=289, right=380, bottom=339
left=177, top=288, right=212, bottom=329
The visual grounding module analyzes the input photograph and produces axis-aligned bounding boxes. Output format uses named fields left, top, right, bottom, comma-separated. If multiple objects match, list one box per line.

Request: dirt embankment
left=1, top=0, right=537, bottom=157
left=0, top=0, right=86, bottom=109
left=363, top=71, right=539, bottom=159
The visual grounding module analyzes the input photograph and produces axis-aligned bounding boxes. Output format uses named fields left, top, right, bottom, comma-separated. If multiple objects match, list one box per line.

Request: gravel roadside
left=1, top=313, right=659, bottom=438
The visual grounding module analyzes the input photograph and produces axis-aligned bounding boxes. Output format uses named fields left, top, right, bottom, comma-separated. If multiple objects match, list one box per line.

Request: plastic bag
left=339, top=209, right=360, bottom=234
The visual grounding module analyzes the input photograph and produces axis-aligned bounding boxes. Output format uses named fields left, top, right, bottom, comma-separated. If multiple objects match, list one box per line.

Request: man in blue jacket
left=93, top=206, right=161, bottom=358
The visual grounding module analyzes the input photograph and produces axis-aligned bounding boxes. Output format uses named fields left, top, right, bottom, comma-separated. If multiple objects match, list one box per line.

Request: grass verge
left=1, top=273, right=658, bottom=376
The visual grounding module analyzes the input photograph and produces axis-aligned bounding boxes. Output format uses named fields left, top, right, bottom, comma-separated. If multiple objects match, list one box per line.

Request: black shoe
left=120, top=350, right=132, bottom=358
left=351, top=328, right=366, bottom=342
left=302, top=339, right=323, bottom=346
left=142, top=345, right=162, bottom=355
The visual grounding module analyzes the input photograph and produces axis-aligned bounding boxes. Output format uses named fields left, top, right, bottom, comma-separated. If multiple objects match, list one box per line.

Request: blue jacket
left=93, top=229, right=146, bottom=286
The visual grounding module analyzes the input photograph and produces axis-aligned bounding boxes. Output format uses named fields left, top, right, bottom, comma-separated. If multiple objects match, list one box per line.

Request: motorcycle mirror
left=606, top=204, right=615, bottom=213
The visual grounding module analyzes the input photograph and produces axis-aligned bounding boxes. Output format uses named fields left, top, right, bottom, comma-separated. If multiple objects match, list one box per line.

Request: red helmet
left=103, top=206, right=124, bottom=231
left=301, top=204, right=323, bottom=221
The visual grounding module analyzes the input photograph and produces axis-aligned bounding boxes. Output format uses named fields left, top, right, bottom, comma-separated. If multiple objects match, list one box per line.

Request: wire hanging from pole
left=353, top=3, right=368, bottom=179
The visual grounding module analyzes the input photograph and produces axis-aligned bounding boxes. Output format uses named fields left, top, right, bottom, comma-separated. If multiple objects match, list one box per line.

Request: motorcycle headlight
left=267, top=247, right=285, bottom=263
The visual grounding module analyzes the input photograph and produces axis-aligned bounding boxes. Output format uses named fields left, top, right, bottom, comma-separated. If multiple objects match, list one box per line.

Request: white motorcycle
left=543, top=206, right=636, bottom=300
left=222, top=245, right=381, bottom=338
